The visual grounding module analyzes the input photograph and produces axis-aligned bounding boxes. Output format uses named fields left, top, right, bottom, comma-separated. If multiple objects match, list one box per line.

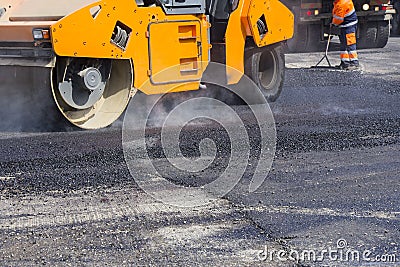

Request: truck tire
left=376, top=21, right=390, bottom=48
left=358, top=22, right=377, bottom=49
left=306, top=24, right=324, bottom=52
left=245, top=44, right=285, bottom=102
left=286, top=22, right=308, bottom=52
left=391, top=1, right=400, bottom=36
left=286, top=23, right=323, bottom=52
left=392, top=15, right=400, bottom=36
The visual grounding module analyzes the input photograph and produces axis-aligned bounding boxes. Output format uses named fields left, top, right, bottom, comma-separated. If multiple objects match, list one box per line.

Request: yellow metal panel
left=224, top=0, right=293, bottom=84
left=51, top=1, right=151, bottom=59
left=148, top=21, right=203, bottom=85
left=247, top=0, right=294, bottom=47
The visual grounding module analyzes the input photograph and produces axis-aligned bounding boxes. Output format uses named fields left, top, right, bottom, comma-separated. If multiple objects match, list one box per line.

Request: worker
left=332, top=0, right=359, bottom=70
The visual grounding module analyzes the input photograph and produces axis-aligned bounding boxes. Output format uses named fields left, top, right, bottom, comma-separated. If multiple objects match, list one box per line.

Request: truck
left=282, top=0, right=395, bottom=52
left=0, top=0, right=293, bottom=130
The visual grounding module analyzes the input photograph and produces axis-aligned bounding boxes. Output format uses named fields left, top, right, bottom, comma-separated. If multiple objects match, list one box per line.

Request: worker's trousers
left=339, top=24, right=359, bottom=66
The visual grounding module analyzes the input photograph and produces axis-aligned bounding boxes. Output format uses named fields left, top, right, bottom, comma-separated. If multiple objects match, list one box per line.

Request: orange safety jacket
left=332, top=0, right=358, bottom=27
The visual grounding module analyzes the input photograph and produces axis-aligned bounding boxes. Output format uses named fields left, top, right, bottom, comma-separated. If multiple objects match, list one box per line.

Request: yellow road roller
left=0, top=0, right=293, bottom=130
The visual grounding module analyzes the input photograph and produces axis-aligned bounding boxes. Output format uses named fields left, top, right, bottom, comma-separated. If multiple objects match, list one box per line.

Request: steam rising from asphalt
left=122, top=62, right=277, bottom=207
left=0, top=64, right=248, bottom=132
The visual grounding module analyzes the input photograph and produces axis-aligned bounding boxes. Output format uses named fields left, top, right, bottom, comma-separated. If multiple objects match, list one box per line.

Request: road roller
left=0, top=0, right=293, bottom=130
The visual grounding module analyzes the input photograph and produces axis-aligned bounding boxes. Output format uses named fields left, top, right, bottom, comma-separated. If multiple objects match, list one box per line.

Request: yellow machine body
left=0, top=0, right=293, bottom=130
left=50, top=0, right=293, bottom=92
left=50, top=0, right=210, bottom=94
left=226, top=0, right=294, bottom=83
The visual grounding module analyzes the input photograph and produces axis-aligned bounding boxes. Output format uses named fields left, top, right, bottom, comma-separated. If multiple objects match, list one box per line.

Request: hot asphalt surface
left=0, top=38, right=399, bottom=266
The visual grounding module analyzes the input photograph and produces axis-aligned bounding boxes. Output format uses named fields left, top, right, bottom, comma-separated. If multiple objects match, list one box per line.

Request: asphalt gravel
left=0, top=39, right=399, bottom=266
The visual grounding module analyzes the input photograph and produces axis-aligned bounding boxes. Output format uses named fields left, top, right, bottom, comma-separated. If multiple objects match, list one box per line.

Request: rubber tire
left=303, top=24, right=323, bottom=52
left=392, top=14, right=400, bottom=36
left=286, top=23, right=323, bottom=53
left=358, top=22, right=378, bottom=49
left=391, top=1, right=400, bottom=36
left=376, top=21, right=390, bottom=48
left=244, top=43, right=285, bottom=102
left=285, top=7, right=323, bottom=53
left=286, top=20, right=308, bottom=52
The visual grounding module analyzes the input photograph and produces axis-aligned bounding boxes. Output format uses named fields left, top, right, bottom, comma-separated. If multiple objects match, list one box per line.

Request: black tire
left=392, top=15, right=400, bottom=36
left=391, top=1, right=400, bottom=36
left=286, top=23, right=323, bottom=52
left=376, top=21, right=390, bottom=48
left=286, top=21, right=308, bottom=52
left=244, top=43, right=285, bottom=102
left=285, top=7, right=323, bottom=52
left=303, top=24, right=323, bottom=52
left=358, top=22, right=377, bottom=49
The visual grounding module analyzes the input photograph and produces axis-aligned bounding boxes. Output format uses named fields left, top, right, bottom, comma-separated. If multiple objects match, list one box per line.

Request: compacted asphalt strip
left=0, top=38, right=399, bottom=266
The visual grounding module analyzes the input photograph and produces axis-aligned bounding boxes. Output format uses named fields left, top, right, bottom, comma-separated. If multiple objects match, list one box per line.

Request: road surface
left=0, top=38, right=399, bottom=266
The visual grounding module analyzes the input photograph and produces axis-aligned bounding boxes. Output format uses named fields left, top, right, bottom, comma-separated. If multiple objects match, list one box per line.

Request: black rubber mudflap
left=0, top=66, right=69, bottom=132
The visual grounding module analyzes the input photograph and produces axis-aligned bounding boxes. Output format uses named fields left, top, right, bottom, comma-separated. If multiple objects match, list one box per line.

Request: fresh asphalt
left=0, top=38, right=399, bottom=266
